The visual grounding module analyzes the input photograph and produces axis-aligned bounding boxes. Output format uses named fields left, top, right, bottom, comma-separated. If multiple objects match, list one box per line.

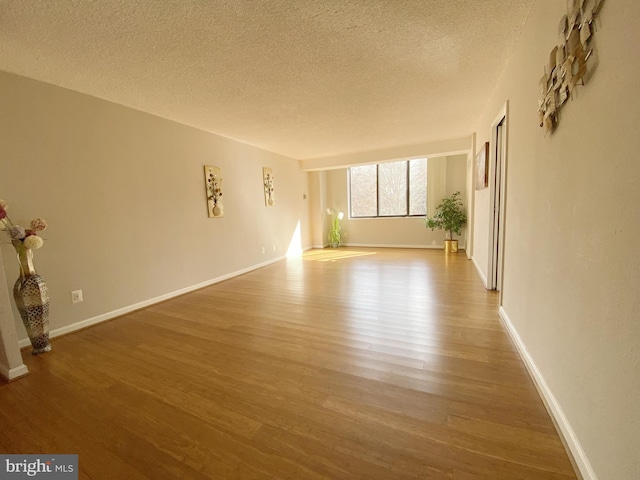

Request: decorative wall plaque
left=204, top=165, right=224, bottom=217
left=263, top=167, right=275, bottom=207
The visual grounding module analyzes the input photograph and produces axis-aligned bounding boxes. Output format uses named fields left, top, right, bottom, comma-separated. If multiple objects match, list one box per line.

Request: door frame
left=487, top=102, right=509, bottom=293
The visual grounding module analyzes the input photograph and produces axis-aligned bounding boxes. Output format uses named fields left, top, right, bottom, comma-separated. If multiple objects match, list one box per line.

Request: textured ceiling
left=0, top=0, right=533, bottom=160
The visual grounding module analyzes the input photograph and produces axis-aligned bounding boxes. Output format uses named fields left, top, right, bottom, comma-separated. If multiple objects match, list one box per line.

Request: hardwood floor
left=0, top=248, right=577, bottom=479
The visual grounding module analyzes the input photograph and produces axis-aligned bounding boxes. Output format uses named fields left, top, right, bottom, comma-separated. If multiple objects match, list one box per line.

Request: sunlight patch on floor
left=303, top=249, right=377, bottom=262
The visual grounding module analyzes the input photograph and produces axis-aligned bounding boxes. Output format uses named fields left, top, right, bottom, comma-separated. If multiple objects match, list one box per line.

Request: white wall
left=325, top=155, right=467, bottom=248
left=472, top=1, right=640, bottom=479
left=0, top=247, right=28, bottom=380
left=0, top=71, right=311, bottom=344
left=464, top=134, right=476, bottom=259
left=472, top=177, right=491, bottom=284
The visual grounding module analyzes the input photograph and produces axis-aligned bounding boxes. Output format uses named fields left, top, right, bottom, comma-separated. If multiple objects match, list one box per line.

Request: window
left=349, top=158, right=427, bottom=218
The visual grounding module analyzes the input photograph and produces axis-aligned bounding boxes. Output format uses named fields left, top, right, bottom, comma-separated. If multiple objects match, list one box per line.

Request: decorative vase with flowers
left=0, top=199, right=52, bottom=354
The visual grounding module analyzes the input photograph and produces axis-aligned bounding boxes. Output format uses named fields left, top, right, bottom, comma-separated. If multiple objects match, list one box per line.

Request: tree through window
left=349, top=159, right=427, bottom=218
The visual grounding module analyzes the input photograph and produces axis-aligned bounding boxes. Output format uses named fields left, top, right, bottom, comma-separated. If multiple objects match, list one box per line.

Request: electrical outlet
left=261, top=246, right=265, bottom=254
left=272, top=244, right=276, bottom=252
left=71, top=289, right=83, bottom=304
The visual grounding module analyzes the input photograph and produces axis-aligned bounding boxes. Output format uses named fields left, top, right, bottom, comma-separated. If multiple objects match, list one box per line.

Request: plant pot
left=443, top=239, right=458, bottom=253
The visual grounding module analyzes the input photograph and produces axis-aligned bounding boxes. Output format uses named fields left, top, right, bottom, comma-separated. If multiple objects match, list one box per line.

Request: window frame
left=348, top=159, right=427, bottom=219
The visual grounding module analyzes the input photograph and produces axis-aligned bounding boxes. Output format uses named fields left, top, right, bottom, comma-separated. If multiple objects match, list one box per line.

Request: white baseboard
left=0, top=363, right=29, bottom=381
left=471, top=256, right=488, bottom=288
left=344, top=243, right=465, bottom=250
left=18, top=254, right=289, bottom=348
left=309, top=244, right=469, bottom=251
left=498, top=306, right=597, bottom=480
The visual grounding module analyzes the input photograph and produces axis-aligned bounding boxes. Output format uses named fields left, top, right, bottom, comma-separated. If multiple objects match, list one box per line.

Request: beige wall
left=308, top=171, right=328, bottom=248
left=472, top=1, right=640, bottom=478
left=0, top=71, right=311, bottom=343
left=324, top=155, right=467, bottom=248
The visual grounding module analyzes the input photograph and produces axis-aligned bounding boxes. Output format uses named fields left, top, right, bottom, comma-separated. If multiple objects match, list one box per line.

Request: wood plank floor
left=0, top=248, right=577, bottom=479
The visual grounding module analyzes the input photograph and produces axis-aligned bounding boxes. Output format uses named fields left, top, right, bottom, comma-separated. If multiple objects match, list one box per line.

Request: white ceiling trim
left=301, top=135, right=472, bottom=171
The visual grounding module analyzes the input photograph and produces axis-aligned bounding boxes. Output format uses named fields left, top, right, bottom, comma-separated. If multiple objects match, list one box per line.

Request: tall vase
left=12, top=240, right=52, bottom=355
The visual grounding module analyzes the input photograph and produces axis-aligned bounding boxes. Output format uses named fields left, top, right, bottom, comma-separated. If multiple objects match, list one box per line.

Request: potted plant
left=326, top=208, right=344, bottom=248
left=423, top=191, right=467, bottom=253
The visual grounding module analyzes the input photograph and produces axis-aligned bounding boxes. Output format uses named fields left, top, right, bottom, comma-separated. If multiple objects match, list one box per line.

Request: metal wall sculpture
left=538, top=0, right=604, bottom=134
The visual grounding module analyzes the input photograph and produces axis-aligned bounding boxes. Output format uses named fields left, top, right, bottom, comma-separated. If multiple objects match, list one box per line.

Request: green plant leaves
left=422, top=191, right=467, bottom=238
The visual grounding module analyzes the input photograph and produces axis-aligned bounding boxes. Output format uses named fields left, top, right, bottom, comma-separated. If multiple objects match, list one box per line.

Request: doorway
left=487, top=104, right=508, bottom=291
